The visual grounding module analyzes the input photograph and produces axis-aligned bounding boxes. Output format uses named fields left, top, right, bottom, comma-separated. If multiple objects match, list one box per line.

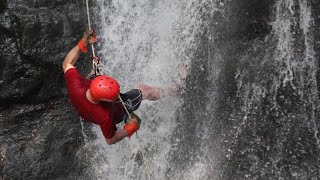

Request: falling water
left=78, top=0, right=320, bottom=179
left=228, top=0, right=320, bottom=178
left=79, top=0, right=220, bottom=179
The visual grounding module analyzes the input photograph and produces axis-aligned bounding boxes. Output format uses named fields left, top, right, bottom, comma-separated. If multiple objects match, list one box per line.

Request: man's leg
left=137, top=84, right=179, bottom=101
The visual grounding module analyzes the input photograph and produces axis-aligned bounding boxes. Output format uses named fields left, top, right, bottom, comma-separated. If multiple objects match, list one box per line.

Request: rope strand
left=86, top=0, right=91, bottom=29
left=118, top=95, right=132, bottom=119
left=85, top=0, right=96, bottom=57
left=85, top=0, right=132, bottom=119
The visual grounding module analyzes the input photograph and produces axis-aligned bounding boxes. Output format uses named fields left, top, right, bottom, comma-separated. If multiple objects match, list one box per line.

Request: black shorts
left=120, top=89, right=143, bottom=112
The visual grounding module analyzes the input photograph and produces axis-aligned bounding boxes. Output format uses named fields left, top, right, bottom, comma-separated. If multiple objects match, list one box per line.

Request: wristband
left=77, top=39, right=88, bottom=53
left=123, top=121, right=139, bottom=138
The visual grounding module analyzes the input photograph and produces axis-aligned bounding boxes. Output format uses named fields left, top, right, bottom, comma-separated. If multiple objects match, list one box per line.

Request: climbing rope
left=118, top=95, right=132, bottom=119
left=85, top=0, right=95, bottom=55
left=85, top=0, right=101, bottom=77
left=85, top=0, right=132, bottom=119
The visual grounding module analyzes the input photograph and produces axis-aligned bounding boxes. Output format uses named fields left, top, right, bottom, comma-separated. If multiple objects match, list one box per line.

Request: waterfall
left=2, top=0, right=320, bottom=179
left=78, top=0, right=320, bottom=179
left=228, top=0, right=320, bottom=178
left=79, top=0, right=220, bottom=179
left=272, top=0, right=319, bottom=151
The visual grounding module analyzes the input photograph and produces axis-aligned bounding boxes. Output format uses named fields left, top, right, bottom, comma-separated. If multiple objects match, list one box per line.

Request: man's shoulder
left=64, top=68, right=91, bottom=86
left=64, top=68, right=81, bottom=79
left=64, top=68, right=90, bottom=100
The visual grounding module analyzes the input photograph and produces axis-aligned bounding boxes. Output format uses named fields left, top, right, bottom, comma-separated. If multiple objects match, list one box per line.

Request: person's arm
left=62, top=30, right=96, bottom=73
left=105, top=113, right=140, bottom=145
left=62, top=46, right=81, bottom=73
left=105, top=129, right=128, bottom=145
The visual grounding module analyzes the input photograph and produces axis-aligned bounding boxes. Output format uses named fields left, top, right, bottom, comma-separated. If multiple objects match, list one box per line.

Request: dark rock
left=0, top=99, right=85, bottom=179
left=167, top=0, right=320, bottom=179
left=0, top=1, right=6, bottom=14
left=212, top=1, right=320, bottom=179
left=0, top=0, right=89, bottom=179
left=0, top=0, right=87, bottom=108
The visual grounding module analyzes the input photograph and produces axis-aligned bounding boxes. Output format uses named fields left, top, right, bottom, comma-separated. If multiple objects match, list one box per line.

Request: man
left=63, top=30, right=168, bottom=145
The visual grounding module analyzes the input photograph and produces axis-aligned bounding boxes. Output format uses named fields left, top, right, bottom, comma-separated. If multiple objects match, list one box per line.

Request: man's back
left=64, top=68, right=125, bottom=139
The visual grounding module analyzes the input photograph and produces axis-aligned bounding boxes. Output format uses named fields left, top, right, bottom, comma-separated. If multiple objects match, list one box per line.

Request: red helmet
left=89, top=75, right=120, bottom=102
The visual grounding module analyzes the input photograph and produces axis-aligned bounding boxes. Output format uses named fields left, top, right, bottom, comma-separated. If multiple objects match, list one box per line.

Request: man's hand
left=123, top=113, right=141, bottom=138
left=78, top=29, right=97, bottom=53
left=83, top=29, right=97, bottom=45
left=63, top=30, right=97, bottom=73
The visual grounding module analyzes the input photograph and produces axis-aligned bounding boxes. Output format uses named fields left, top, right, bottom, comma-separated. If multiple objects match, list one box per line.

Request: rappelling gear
left=92, top=56, right=102, bottom=77
left=89, top=75, right=120, bottom=102
left=120, top=89, right=143, bottom=112
left=84, top=0, right=100, bottom=76
left=84, top=0, right=133, bottom=120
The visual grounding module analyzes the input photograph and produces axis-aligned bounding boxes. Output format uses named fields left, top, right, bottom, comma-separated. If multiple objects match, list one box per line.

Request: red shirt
left=64, top=68, right=125, bottom=139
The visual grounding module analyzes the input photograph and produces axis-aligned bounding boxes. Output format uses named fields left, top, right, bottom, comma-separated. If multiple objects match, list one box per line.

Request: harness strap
left=111, top=98, right=131, bottom=124
left=111, top=101, right=115, bottom=124
left=118, top=95, right=132, bottom=119
left=92, top=56, right=101, bottom=76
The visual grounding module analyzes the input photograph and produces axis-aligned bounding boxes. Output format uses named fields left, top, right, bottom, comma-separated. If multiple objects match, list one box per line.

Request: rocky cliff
left=0, top=0, right=92, bottom=179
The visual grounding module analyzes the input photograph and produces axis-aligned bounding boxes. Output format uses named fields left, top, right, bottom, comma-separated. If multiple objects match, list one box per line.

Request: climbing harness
left=118, top=95, right=132, bottom=119
left=92, top=56, right=102, bottom=76
left=85, top=0, right=132, bottom=119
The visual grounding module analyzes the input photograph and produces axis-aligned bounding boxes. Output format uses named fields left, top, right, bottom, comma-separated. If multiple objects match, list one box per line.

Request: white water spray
left=273, top=0, right=319, bottom=148
left=80, top=0, right=216, bottom=179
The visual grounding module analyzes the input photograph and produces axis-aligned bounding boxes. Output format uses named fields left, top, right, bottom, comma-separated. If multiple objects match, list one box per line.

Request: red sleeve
left=64, top=68, right=81, bottom=79
left=100, top=118, right=118, bottom=139
left=64, top=68, right=91, bottom=88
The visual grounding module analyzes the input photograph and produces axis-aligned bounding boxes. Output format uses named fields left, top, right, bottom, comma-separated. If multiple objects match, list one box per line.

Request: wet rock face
left=167, top=0, right=276, bottom=177
left=1, top=100, right=84, bottom=179
left=169, top=0, right=320, bottom=179
left=0, top=0, right=87, bottom=106
left=0, top=0, right=88, bottom=179
left=214, top=1, right=320, bottom=179
left=312, top=0, right=320, bottom=92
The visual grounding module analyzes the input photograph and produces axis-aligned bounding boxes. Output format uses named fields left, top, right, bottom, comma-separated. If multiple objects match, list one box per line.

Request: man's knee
left=137, top=84, right=151, bottom=92
left=137, top=84, right=150, bottom=100
left=137, top=84, right=161, bottom=101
